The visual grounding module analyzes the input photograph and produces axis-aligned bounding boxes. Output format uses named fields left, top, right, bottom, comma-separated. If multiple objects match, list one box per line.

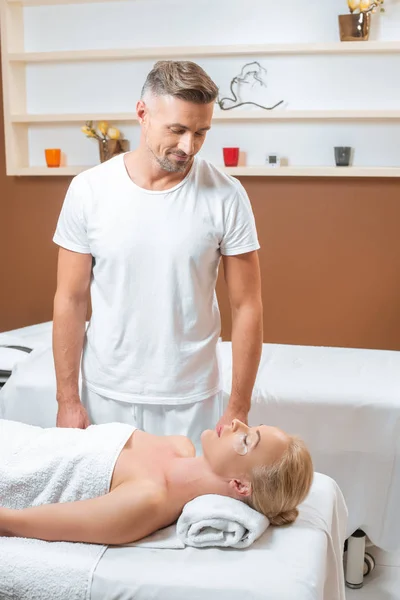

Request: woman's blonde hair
left=248, top=435, right=313, bottom=526
left=141, top=60, right=219, bottom=104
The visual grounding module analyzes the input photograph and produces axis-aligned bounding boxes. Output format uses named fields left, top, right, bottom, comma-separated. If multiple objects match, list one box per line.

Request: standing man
left=53, top=60, right=263, bottom=449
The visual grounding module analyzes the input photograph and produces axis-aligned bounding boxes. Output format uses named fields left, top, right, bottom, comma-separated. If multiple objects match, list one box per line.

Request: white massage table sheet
left=1, top=326, right=397, bottom=551
left=219, top=342, right=400, bottom=552
left=92, top=473, right=346, bottom=600
left=0, top=321, right=52, bottom=349
left=0, top=322, right=52, bottom=385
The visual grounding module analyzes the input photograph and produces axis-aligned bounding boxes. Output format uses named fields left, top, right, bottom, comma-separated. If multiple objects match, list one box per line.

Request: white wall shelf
left=224, top=167, right=400, bottom=178
left=7, top=0, right=129, bottom=5
left=1, top=0, right=400, bottom=176
left=10, top=110, right=400, bottom=123
left=8, top=41, right=400, bottom=63
left=14, top=166, right=400, bottom=178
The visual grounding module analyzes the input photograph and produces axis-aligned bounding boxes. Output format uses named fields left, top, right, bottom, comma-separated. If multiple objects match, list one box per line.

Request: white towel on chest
left=0, top=419, right=134, bottom=600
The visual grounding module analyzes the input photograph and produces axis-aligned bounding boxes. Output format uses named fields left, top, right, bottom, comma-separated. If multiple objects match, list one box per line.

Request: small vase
left=98, top=138, right=129, bottom=163
left=338, top=13, right=371, bottom=42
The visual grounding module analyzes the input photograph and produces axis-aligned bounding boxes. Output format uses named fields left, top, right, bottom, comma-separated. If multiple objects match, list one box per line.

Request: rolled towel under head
left=176, top=494, right=269, bottom=549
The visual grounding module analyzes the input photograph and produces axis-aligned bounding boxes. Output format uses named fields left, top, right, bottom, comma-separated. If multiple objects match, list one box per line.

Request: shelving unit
left=6, top=41, right=400, bottom=63
left=9, top=110, right=400, bottom=123
left=15, top=166, right=400, bottom=178
left=7, top=0, right=128, bottom=4
left=1, top=0, right=400, bottom=176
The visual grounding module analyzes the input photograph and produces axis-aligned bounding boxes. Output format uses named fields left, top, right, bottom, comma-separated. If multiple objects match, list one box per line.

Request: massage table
left=0, top=322, right=52, bottom=387
left=90, top=472, right=346, bottom=600
left=0, top=470, right=347, bottom=600
left=1, top=322, right=398, bottom=586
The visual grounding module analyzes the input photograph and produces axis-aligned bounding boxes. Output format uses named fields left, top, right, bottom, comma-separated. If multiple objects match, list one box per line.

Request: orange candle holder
left=45, top=148, right=61, bottom=168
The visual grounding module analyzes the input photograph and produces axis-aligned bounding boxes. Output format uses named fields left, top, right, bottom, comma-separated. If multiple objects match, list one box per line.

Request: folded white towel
left=177, top=494, right=269, bottom=549
left=129, top=495, right=269, bottom=550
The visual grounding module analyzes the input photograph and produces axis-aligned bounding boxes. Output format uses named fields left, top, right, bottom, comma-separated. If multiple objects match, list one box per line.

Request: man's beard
left=156, top=154, right=189, bottom=173
left=147, top=143, right=191, bottom=173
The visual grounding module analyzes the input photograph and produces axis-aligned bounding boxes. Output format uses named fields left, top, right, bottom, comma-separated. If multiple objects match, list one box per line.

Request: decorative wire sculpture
left=216, top=61, right=284, bottom=111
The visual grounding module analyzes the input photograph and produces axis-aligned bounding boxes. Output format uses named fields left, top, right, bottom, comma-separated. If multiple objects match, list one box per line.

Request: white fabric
left=0, top=321, right=52, bottom=349
left=53, top=154, right=259, bottom=405
left=92, top=473, right=347, bottom=600
left=219, top=341, right=400, bottom=552
left=2, top=325, right=398, bottom=551
left=0, top=322, right=52, bottom=384
left=0, top=537, right=106, bottom=600
left=128, top=524, right=184, bottom=549
left=0, top=347, right=31, bottom=373
left=0, top=345, right=58, bottom=424
left=130, top=494, right=269, bottom=550
left=82, top=384, right=223, bottom=454
left=0, top=419, right=134, bottom=508
left=177, top=494, right=269, bottom=548
left=0, top=419, right=135, bottom=600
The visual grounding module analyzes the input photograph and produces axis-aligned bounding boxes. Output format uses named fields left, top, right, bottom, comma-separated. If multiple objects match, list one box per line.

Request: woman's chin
left=200, top=428, right=214, bottom=450
left=200, top=429, right=211, bottom=442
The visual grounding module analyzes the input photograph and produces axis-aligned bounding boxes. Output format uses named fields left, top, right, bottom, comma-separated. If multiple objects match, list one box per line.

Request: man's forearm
left=229, top=302, right=263, bottom=415
left=53, top=294, right=88, bottom=404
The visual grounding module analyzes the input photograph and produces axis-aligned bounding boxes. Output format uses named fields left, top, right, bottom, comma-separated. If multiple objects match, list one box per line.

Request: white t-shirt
left=53, top=154, right=260, bottom=404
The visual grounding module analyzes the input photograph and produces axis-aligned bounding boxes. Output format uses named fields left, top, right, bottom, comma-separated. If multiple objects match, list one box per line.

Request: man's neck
left=123, top=148, right=193, bottom=192
left=165, top=456, right=234, bottom=506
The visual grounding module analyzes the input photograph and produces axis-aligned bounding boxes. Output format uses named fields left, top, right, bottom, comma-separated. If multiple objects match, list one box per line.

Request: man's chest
left=88, top=202, right=223, bottom=265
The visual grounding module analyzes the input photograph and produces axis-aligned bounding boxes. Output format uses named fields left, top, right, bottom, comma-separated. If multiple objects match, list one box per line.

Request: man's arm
left=218, top=250, right=263, bottom=427
left=0, top=483, right=167, bottom=546
left=53, top=247, right=92, bottom=428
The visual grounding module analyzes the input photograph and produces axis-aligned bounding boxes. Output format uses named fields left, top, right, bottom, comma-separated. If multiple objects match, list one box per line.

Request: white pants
left=81, top=384, right=223, bottom=454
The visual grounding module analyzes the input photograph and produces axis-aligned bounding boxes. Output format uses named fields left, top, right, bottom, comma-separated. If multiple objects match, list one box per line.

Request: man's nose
left=178, top=133, right=194, bottom=156
left=231, top=419, right=248, bottom=433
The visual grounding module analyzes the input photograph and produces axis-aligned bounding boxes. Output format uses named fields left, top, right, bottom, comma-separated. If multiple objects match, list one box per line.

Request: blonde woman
left=0, top=418, right=313, bottom=544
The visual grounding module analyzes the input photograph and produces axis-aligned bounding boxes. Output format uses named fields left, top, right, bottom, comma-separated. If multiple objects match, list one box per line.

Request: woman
left=0, top=418, right=313, bottom=545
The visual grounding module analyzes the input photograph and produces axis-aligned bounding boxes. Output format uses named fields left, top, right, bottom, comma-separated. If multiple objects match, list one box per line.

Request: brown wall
left=1, top=67, right=400, bottom=349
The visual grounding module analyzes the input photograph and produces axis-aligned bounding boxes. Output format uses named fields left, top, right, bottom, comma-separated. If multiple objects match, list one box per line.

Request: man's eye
left=171, top=129, right=184, bottom=135
left=243, top=435, right=248, bottom=446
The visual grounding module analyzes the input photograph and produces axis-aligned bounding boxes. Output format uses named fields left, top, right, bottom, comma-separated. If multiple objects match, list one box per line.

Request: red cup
left=223, top=147, right=239, bottom=167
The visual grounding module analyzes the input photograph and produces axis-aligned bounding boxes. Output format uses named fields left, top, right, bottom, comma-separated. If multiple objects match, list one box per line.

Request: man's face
left=137, top=94, right=214, bottom=173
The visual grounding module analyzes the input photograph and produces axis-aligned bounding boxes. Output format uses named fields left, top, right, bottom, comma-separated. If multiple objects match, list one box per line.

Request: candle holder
left=45, top=148, right=61, bottom=168
left=223, top=147, right=239, bottom=167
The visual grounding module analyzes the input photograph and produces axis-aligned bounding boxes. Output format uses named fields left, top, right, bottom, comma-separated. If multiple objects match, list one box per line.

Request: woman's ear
left=229, top=479, right=252, bottom=498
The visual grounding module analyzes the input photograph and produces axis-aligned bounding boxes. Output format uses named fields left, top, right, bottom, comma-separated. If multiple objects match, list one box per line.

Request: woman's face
left=201, top=419, right=289, bottom=483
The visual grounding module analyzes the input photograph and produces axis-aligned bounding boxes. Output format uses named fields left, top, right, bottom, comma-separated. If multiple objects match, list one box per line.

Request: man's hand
left=216, top=404, right=249, bottom=437
left=56, top=400, right=90, bottom=429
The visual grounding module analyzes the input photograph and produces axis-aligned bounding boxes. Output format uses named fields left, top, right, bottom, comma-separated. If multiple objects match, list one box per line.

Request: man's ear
left=136, top=100, right=147, bottom=124
left=229, top=479, right=252, bottom=498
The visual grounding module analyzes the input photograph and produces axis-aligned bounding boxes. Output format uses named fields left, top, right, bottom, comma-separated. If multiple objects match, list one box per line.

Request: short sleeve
left=220, top=183, right=260, bottom=256
left=53, top=177, right=91, bottom=254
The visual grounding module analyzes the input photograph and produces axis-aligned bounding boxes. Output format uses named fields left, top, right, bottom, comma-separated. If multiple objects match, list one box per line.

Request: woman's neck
left=165, top=456, right=234, bottom=506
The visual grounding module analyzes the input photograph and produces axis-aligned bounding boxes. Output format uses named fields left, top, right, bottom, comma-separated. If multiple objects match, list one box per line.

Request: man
left=53, top=60, right=263, bottom=450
